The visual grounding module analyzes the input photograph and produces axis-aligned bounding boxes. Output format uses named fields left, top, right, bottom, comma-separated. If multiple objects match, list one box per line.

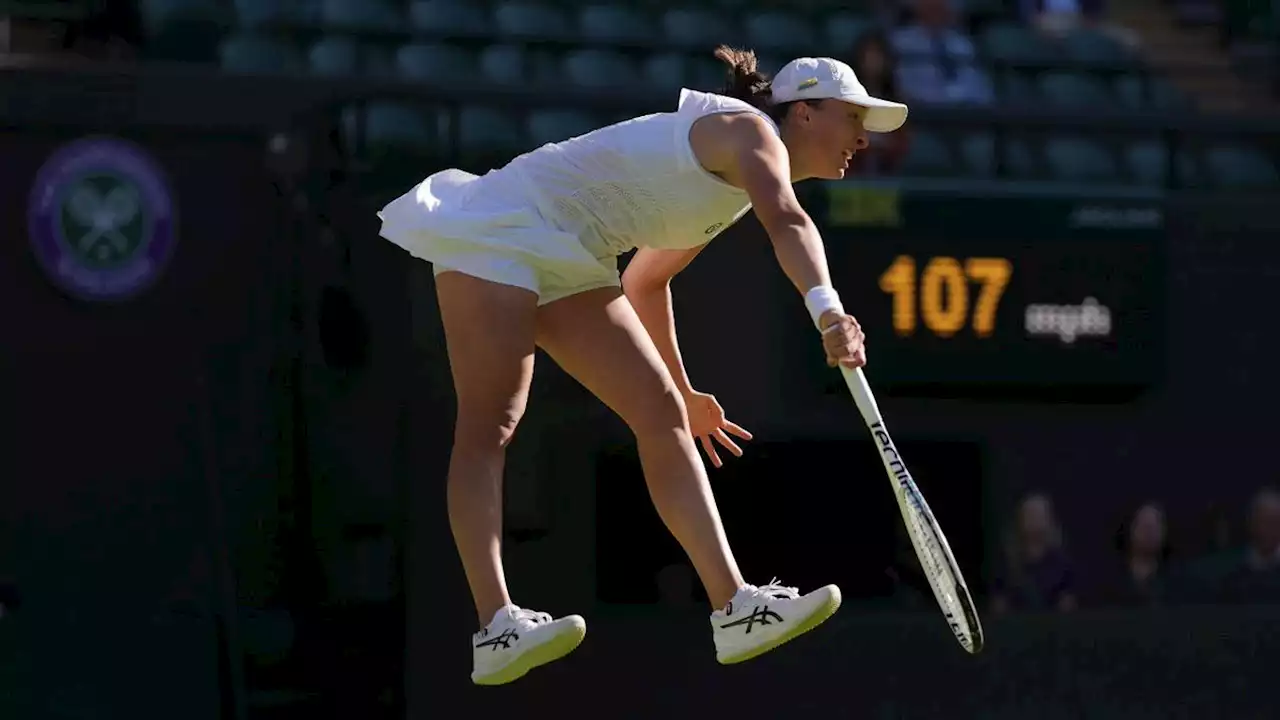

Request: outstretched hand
left=683, top=391, right=753, bottom=468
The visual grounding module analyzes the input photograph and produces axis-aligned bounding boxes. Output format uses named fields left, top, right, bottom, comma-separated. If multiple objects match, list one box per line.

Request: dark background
left=2, top=0, right=1280, bottom=718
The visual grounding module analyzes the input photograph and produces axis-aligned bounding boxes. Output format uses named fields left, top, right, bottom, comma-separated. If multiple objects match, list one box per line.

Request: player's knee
left=454, top=402, right=526, bottom=452
left=622, top=385, right=689, bottom=442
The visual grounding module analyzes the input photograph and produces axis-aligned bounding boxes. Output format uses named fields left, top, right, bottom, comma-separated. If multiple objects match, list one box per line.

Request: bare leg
left=435, top=271, right=538, bottom=626
left=536, top=287, right=744, bottom=609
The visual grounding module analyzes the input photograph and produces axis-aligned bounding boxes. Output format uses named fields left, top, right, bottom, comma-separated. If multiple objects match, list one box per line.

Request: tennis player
left=378, top=46, right=908, bottom=685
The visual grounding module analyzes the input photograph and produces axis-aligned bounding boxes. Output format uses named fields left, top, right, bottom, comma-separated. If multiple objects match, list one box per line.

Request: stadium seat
left=901, top=131, right=955, bottom=176
left=1204, top=145, right=1280, bottom=188
left=1115, top=75, right=1189, bottom=110
left=826, top=12, right=870, bottom=48
left=365, top=103, right=436, bottom=152
left=643, top=52, right=689, bottom=90
left=688, top=53, right=729, bottom=90
left=1044, top=136, right=1118, bottom=182
left=309, top=36, right=359, bottom=76
left=141, top=0, right=220, bottom=26
left=1124, top=140, right=1200, bottom=186
left=528, top=109, right=599, bottom=146
left=958, top=133, right=995, bottom=177
left=458, top=105, right=527, bottom=155
left=1060, top=28, right=1135, bottom=64
left=219, top=34, right=305, bottom=73
left=140, top=0, right=225, bottom=62
left=1001, top=137, right=1039, bottom=178
left=563, top=49, right=639, bottom=88
left=1038, top=72, right=1114, bottom=108
left=397, top=43, right=474, bottom=82
left=579, top=4, right=654, bottom=43
left=493, top=1, right=574, bottom=40
left=981, top=23, right=1057, bottom=63
left=232, top=0, right=294, bottom=27
left=320, top=0, right=401, bottom=31
left=998, top=71, right=1041, bottom=107
left=662, top=8, right=739, bottom=50
left=480, top=43, right=527, bottom=85
left=407, top=0, right=487, bottom=34
left=743, top=10, right=814, bottom=52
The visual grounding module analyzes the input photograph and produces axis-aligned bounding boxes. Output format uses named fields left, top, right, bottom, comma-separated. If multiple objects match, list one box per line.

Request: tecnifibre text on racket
left=839, top=366, right=985, bottom=654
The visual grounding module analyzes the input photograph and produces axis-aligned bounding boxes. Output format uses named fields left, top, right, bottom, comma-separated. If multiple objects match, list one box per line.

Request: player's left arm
left=621, top=244, right=707, bottom=399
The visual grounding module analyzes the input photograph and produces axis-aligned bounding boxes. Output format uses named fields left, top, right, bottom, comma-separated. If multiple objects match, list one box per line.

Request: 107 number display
left=878, top=256, right=1013, bottom=338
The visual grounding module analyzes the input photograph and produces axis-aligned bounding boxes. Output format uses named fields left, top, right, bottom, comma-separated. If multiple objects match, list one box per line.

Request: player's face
left=798, top=100, right=870, bottom=180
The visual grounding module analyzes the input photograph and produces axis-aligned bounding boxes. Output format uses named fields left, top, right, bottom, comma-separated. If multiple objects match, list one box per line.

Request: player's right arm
left=692, top=112, right=865, bottom=368
left=705, top=113, right=834, bottom=299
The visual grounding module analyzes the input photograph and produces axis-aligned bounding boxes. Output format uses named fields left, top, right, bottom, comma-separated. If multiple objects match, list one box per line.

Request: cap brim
left=838, top=95, right=909, bottom=133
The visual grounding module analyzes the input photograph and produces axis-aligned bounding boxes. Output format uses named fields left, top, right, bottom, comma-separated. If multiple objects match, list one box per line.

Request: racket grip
left=840, top=366, right=883, bottom=425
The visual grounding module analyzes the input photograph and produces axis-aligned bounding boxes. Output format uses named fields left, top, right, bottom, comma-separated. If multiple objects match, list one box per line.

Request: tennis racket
left=839, top=365, right=985, bottom=654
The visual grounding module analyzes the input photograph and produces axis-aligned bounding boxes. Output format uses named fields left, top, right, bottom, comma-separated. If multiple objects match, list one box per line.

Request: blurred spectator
left=890, top=0, right=995, bottom=106
left=1019, top=0, right=1106, bottom=36
left=991, top=493, right=1077, bottom=614
left=1019, top=0, right=1139, bottom=47
left=1096, top=502, right=1170, bottom=607
left=1177, top=488, right=1280, bottom=603
left=847, top=32, right=911, bottom=176
left=1219, top=486, right=1280, bottom=602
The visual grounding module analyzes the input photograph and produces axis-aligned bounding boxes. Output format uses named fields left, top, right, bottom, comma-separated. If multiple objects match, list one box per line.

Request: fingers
left=840, top=345, right=867, bottom=369
left=711, top=428, right=743, bottom=458
left=699, top=434, right=723, bottom=468
left=822, top=313, right=868, bottom=369
left=722, top=420, right=753, bottom=441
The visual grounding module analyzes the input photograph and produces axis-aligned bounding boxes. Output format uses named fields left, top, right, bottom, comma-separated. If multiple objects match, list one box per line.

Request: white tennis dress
left=376, top=89, right=779, bottom=305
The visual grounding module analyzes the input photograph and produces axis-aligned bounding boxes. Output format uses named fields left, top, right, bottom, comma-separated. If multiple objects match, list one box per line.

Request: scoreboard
left=813, top=180, right=1165, bottom=398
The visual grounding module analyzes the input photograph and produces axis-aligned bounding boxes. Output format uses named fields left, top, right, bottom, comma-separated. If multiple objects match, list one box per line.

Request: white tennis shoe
left=471, top=604, right=586, bottom=686
left=711, top=579, right=842, bottom=664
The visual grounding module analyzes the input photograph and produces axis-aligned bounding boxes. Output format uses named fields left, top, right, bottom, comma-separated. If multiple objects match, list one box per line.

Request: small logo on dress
left=27, top=136, right=177, bottom=302
left=704, top=223, right=724, bottom=235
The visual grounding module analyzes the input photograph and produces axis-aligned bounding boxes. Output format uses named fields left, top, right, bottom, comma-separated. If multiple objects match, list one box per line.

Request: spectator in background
left=1096, top=502, right=1171, bottom=607
left=1019, top=0, right=1139, bottom=47
left=1019, top=0, right=1106, bottom=36
left=1220, top=486, right=1280, bottom=602
left=846, top=32, right=911, bottom=176
left=991, top=493, right=1077, bottom=614
left=889, top=0, right=995, bottom=106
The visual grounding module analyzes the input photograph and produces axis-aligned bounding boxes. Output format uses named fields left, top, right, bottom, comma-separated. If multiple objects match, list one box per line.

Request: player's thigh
left=435, top=270, right=539, bottom=444
left=534, top=287, right=687, bottom=434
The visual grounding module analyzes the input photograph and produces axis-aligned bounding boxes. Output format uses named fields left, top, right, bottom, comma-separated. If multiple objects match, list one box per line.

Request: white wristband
left=804, top=285, right=844, bottom=330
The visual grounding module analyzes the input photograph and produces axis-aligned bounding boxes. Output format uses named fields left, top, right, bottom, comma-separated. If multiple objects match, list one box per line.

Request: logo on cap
left=798, top=78, right=819, bottom=90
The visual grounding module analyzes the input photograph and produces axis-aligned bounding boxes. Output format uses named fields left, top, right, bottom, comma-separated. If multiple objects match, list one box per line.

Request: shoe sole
left=472, top=617, right=587, bottom=686
left=717, top=585, right=842, bottom=665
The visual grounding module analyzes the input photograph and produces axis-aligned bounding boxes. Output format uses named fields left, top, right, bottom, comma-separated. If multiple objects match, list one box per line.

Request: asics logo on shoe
left=720, top=605, right=783, bottom=634
left=476, top=629, right=518, bottom=651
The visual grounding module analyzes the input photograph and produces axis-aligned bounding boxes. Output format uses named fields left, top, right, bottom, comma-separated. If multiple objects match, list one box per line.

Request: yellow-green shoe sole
left=472, top=618, right=587, bottom=686
left=717, top=586, right=842, bottom=665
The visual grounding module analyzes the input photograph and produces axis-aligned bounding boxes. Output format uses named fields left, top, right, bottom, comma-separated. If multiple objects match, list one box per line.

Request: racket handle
left=840, top=366, right=883, bottom=426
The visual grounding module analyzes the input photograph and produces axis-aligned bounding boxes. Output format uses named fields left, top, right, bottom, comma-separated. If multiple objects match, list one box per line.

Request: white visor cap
left=771, top=57, right=909, bottom=133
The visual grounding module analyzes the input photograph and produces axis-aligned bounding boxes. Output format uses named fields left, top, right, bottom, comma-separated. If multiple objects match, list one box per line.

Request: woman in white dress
left=378, top=45, right=908, bottom=686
